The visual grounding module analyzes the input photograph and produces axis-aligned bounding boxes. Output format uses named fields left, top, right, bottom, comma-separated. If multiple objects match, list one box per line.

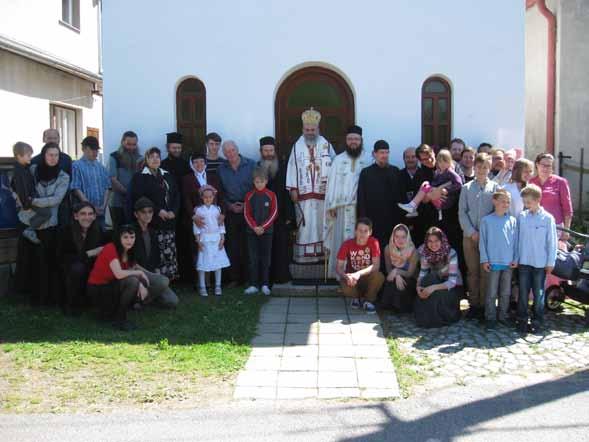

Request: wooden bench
left=0, top=228, right=18, bottom=296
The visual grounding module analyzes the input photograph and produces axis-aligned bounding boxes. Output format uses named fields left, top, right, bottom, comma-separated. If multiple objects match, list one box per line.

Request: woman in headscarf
left=130, top=147, right=180, bottom=280
left=380, top=224, right=418, bottom=313
left=182, top=154, right=222, bottom=224
left=414, top=226, right=463, bottom=328
left=15, top=143, right=70, bottom=306
left=57, top=202, right=110, bottom=315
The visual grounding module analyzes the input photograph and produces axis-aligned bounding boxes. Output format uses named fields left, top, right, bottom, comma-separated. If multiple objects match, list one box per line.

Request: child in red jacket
left=243, top=167, right=278, bottom=296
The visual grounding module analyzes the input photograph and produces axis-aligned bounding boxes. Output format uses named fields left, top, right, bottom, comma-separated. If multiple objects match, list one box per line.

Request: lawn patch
left=0, top=286, right=266, bottom=413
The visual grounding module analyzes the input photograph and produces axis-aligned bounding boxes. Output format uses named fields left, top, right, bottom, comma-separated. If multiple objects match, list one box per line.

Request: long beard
left=260, top=158, right=279, bottom=179
left=118, top=147, right=141, bottom=170
left=345, top=144, right=363, bottom=158
left=304, top=134, right=319, bottom=145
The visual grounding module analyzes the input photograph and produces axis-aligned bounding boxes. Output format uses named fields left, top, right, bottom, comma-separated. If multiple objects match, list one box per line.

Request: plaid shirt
left=71, top=157, right=110, bottom=208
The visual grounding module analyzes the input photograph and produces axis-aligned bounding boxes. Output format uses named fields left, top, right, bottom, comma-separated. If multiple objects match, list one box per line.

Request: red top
left=336, top=237, right=381, bottom=273
left=244, top=187, right=278, bottom=231
left=529, top=174, right=573, bottom=225
left=88, top=243, right=130, bottom=285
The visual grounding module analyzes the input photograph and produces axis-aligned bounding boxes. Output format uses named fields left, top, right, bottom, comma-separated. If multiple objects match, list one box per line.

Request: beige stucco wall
left=555, top=0, right=589, bottom=214
left=0, top=50, right=102, bottom=159
left=525, top=3, right=549, bottom=161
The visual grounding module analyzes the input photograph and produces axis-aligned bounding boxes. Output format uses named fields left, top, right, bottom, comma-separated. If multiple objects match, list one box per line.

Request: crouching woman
left=87, top=225, right=150, bottom=331
left=414, top=227, right=463, bottom=328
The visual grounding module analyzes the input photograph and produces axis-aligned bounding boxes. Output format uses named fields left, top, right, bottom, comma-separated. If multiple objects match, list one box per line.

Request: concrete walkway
left=234, top=297, right=400, bottom=400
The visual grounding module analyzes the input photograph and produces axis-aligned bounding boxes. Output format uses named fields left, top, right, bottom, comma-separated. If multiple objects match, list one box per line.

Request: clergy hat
left=347, top=125, right=363, bottom=136
left=134, top=197, right=154, bottom=211
left=259, top=136, right=276, bottom=147
left=82, top=136, right=100, bottom=150
left=373, top=140, right=390, bottom=152
left=166, top=132, right=183, bottom=145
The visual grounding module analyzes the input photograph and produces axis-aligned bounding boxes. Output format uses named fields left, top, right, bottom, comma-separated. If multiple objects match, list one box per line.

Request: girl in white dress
left=193, top=185, right=230, bottom=296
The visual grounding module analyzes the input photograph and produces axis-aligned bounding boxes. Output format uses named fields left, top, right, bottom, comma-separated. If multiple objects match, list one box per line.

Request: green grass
left=0, top=286, right=266, bottom=413
left=386, top=337, right=426, bottom=398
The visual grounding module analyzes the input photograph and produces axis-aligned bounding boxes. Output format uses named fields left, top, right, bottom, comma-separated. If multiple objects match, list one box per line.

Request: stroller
left=545, top=226, right=589, bottom=327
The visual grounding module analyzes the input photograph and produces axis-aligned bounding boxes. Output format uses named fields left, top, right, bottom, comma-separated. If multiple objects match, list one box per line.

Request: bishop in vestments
left=286, top=108, right=336, bottom=264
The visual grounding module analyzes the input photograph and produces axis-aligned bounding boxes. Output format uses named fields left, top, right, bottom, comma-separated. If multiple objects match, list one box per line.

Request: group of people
left=9, top=107, right=573, bottom=334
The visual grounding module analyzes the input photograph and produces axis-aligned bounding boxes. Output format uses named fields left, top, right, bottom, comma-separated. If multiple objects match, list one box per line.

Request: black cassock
left=264, top=161, right=296, bottom=284
left=356, top=163, right=402, bottom=250
left=160, top=155, right=193, bottom=282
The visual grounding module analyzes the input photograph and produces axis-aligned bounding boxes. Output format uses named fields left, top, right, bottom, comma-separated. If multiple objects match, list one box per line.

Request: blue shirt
left=516, top=207, right=558, bottom=268
left=71, top=157, right=110, bottom=209
left=217, top=155, right=255, bottom=204
left=479, top=212, right=518, bottom=266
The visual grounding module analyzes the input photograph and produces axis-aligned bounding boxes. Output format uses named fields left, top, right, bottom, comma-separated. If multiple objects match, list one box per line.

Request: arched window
left=275, top=66, right=355, bottom=160
left=176, top=77, right=206, bottom=155
left=422, top=76, right=452, bottom=148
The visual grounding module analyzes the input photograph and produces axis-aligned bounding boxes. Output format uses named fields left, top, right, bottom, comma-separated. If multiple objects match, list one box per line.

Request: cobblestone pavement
left=383, top=303, right=589, bottom=391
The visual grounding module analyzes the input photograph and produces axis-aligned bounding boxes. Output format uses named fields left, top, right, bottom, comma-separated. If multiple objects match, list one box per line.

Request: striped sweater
left=418, top=248, right=463, bottom=289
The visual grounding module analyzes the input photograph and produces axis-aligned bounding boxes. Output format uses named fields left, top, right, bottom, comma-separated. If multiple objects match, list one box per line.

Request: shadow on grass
left=0, top=285, right=268, bottom=346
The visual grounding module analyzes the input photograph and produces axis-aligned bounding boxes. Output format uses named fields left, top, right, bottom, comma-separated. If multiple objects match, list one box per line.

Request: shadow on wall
left=0, top=50, right=95, bottom=109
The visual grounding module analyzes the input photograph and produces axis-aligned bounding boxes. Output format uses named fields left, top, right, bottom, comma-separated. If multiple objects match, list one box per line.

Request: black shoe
left=112, top=320, right=137, bottom=332
left=465, top=308, right=480, bottom=320
left=530, top=322, right=545, bottom=335
left=517, top=321, right=528, bottom=335
left=485, top=320, right=497, bottom=330
left=498, top=318, right=516, bottom=328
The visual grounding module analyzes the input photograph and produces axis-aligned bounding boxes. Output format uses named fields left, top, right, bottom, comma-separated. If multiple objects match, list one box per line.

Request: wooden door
left=275, top=67, right=355, bottom=161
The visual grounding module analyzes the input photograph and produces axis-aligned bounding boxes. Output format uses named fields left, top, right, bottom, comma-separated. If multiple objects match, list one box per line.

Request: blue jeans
left=517, top=265, right=546, bottom=325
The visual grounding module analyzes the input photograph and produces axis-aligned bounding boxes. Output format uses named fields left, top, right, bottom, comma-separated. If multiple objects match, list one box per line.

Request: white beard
left=260, top=158, right=279, bottom=179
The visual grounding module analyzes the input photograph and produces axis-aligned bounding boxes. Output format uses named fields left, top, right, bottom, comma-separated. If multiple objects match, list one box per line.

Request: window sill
left=58, top=20, right=80, bottom=34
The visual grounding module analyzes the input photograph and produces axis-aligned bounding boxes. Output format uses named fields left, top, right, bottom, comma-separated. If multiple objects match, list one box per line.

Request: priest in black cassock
left=161, top=132, right=194, bottom=282
left=356, top=140, right=402, bottom=250
left=258, top=136, right=295, bottom=284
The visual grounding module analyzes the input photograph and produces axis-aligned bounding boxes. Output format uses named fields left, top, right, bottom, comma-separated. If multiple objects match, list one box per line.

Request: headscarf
left=36, top=143, right=61, bottom=182
left=418, top=228, right=451, bottom=266
left=189, top=155, right=207, bottom=187
left=387, top=224, right=415, bottom=269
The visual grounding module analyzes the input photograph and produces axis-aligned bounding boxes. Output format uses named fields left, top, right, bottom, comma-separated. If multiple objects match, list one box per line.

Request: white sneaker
left=214, top=286, right=222, bottom=296
left=261, top=285, right=271, bottom=296
left=398, top=202, right=416, bottom=214
left=199, top=287, right=208, bottom=297
left=244, top=286, right=259, bottom=295
left=405, top=211, right=419, bottom=218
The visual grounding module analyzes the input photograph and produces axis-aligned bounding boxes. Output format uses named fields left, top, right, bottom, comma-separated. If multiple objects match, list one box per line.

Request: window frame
left=50, top=103, right=79, bottom=158
left=60, top=0, right=81, bottom=31
left=176, top=77, right=207, bottom=155
left=421, top=76, right=452, bottom=149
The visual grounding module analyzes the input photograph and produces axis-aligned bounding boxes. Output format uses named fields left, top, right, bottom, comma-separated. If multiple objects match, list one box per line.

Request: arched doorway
left=176, top=77, right=206, bottom=155
left=275, top=66, right=355, bottom=160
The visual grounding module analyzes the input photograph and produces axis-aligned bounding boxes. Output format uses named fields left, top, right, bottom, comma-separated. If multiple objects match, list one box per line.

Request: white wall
left=103, top=0, right=524, bottom=166
left=0, top=50, right=102, bottom=158
left=0, top=0, right=101, bottom=74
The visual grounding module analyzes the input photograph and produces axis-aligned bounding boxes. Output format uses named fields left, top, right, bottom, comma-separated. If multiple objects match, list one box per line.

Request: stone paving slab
left=235, top=296, right=401, bottom=400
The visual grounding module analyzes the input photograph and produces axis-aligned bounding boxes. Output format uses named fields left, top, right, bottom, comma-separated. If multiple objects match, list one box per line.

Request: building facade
left=102, top=0, right=525, bottom=164
left=526, top=0, right=589, bottom=215
left=0, top=0, right=103, bottom=159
